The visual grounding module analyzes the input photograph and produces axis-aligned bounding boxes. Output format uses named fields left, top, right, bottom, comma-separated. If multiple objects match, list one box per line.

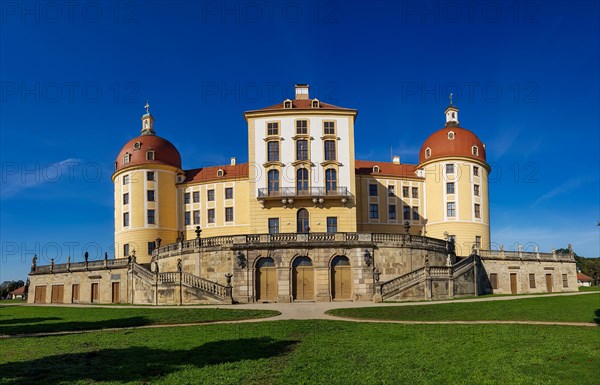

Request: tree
left=0, top=280, right=25, bottom=299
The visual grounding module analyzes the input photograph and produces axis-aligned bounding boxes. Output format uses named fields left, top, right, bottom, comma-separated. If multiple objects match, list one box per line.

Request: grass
left=328, top=293, right=600, bottom=323
left=0, top=305, right=279, bottom=335
left=579, top=285, right=600, bottom=291
left=0, top=320, right=598, bottom=385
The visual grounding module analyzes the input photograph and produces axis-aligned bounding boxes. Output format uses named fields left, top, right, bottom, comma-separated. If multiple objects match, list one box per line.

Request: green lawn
left=0, top=320, right=598, bottom=385
left=328, top=293, right=600, bottom=323
left=579, top=285, right=600, bottom=291
left=0, top=306, right=279, bottom=335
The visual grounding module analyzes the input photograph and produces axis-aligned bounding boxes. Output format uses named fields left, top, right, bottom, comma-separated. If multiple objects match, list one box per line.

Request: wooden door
left=71, top=284, right=80, bottom=303
left=545, top=274, right=553, bottom=293
left=333, top=267, right=352, bottom=300
left=257, top=267, right=277, bottom=302
left=510, top=273, right=517, bottom=294
left=293, top=266, right=314, bottom=301
left=91, top=283, right=99, bottom=303
left=51, top=285, right=64, bottom=303
left=112, top=282, right=120, bottom=303
left=34, top=286, right=46, bottom=303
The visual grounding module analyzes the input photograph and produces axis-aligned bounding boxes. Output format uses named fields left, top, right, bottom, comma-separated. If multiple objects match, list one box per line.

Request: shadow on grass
left=0, top=337, right=298, bottom=384
left=594, top=309, right=600, bottom=325
left=0, top=317, right=63, bottom=326
left=0, top=317, right=151, bottom=336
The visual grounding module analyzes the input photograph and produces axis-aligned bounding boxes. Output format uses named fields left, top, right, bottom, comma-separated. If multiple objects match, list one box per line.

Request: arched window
left=332, top=255, right=350, bottom=266
left=448, top=131, right=455, bottom=140
left=472, top=146, right=479, bottom=156
left=146, top=150, right=155, bottom=161
left=425, top=147, right=431, bottom=158
left=297, top=209, right=309, bottom=233
left=284, top=100, right=292, bottom=109
left=372, top=165, right=380, bottom=173
left=268, top=170, right=279, bottom=195
left=293, top=256, right=313, bottom=267
left=312, top=99, right=319, bottom=108
left=217, top=169, right=224, bottom=177
left=256, top=257, right=276, bottom=268
left=325, top=169, right=337, bottom=193
left=297, top=168, right=309, bottom=195
left=123, top=153, right=130, bottom=164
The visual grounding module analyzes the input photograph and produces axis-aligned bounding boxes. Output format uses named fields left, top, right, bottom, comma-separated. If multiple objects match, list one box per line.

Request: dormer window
left=425, top=147, right=431, bottom=159
left=283, top=99, right=292, bottom=109
left=133, top=142, right=141, bottom=150
left=448, top=131, right=455, bottom=140
left=217, top=169, right=224, bottom=177
left=146, top=150, right=155, bottom=160
left=472, top=146, right=479, bottom=156
left=123, top=153, right=130, bottom=164
left=312, top=99, right=319, bottom=108
left=372, top=165, right=380, bottom=173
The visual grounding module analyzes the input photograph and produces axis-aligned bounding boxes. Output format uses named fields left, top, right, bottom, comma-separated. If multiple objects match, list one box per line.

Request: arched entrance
left=256, top=257, right=277, bottom=302
left=292, top=256, right=314, bottom=301
left=297, top=208, right=309, bottom=233
left=331, top=256, right=352, bottom=300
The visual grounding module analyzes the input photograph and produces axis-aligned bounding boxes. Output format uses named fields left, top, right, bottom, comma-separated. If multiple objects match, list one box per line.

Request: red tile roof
left=183, top=163, right=249, bottom=184
left=577, top=273, right=593, bottom=282
left=115, top=134, right=182, bottom=172
left=355, top=160, right=421, bottom=179
left=246, top=99, right=356, bottom=113
left=419, top=126, right=486, bottom=165
left=9, top=286, right=25, bottom=295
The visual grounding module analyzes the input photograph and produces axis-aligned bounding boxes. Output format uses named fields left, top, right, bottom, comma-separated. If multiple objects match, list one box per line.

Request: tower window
left=473, top=166, right=479, bottom=176
left=446, top=164, right=455, bottom=174
left=474, top=203, right=481, bottom=219
left=147, top=171, right=155, bottom=181
left=448, top=131, right=455, bottom=140
left=133, top=142, right=141, bottom=150
left=123, top=243, right=129, bottom=257
left=446, top=182, right=455, bottom=194
left=425, top=147, right=431, bottom=158
left=146, top=151, right=155, bottom=160
left=447, top=202, right=456, bottom=217
left=147, top=190, right=155, bottom=202
left=123, top=175, right=130, bottom=185
left=123, top=193, right=129, bottom=205
left=148, top=241, right=155, bottom=255
left=147, top=209, right=155, bottom=224
left=225, top=207, right=234, bottom=222
left=472, top=146, right=479, bottom=156
left=123, top=154, right=130, bottom=164
left=225, top=187, right=233, bottom=200
left=474, top=184, right=480, bottom=196
left=123, top=212, right=129, bottom=227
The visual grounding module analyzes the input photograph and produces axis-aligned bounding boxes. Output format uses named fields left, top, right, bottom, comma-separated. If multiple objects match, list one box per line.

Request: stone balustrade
left=479, top=249, right=574, bottom=262
left=31, top=258, right=129, bottom=274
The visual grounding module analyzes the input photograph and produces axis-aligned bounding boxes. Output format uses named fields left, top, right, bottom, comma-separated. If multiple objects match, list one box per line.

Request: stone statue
left=84, top=251, right=89, bottom=263
left=177, top=258, right=182, bottom=272
left=31, top=255, right=37, bottom=272
left=446, top=254, right=452, bottom=266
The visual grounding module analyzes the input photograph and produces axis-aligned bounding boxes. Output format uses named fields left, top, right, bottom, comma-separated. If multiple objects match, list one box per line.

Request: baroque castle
left=28, top=84, right=577, bottom=305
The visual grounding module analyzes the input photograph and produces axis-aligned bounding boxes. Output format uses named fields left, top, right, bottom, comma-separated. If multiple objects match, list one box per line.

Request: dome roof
left=419, top=126, right=486, bottom=164
left=115, top=134, right=181, bottom=172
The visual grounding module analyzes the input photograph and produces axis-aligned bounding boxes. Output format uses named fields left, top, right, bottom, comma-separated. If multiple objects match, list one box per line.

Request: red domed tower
left=112, top=104, right=183, bottom=263
left=418, top=103, right=491, bottom=255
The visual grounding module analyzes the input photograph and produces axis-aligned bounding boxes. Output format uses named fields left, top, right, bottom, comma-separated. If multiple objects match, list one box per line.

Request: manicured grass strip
left=328, top=294, right=600, bottom=323
left=0, top=306, right=279, bottom=335
left=0, top=320, right=598, bottom=385
left=579, top=286, right=600, bottom=291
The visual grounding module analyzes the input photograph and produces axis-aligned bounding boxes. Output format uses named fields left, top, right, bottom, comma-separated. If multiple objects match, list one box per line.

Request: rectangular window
left=474, top=204, right=481, bottom=219
left=473, top=166, right=479, bottom=176
left=446, top=164, right=455, bottom=174
left=123, top=193, right=129, bottom=205
left=123, top=175, right=130, bottom=185
left=369, top=184, right=378, bottom=196
left=267, top=122, right=279, bottom=136
left=474, top=184, right=480, bottom=196
left=446, top=182, right=455, bottom=194
left=146, top=151, right=154, bottom=161
left=123, top=243, right=129, bottom=257
left=296, top=120, right=308, bottom=135
left=147, top=209, right=155, bottom=224
left=324, top=121, right=335, bottom=135
left=412, top=187, right=418, bottom=199
left=324, top=140, right=336, bottom=160
left=369, top=204, right=379, bottom=219
left=184, top=192, right=190, bottom=204
left=387, top=185, right=395, bottom=196
left=208, top=209, right=215, bottom=224
left=268, top=218, right=279, bottom=234
left=475, top=236, right=481, bottom=248
left=268, top=141, right=279, bottom=161
left=225, top=207, right=234, bottom=222
left=562, top=274, right=568, bottom=288
left=193, top=191, right=199, bottom=203
left=403, top=206, right=410, bottom=220
left=296, top=140, right=308, bottom=160
left=147, top=171, right=155, bottom=181
left=412, top=206, right=419, bottom=220
left=148, top=241, right=156, bottom=255
left=447, top=202, right=456, bottom=217
left=207, top=189, right=215, bottom=201
left=402, top=186, right=409, bottom=197
left=529, top=274, right=536, bottom=288
left=225, top=187, right=233, bottom=200
left=147, top=190, right=155, bottom=202
left=123, top=212, right=129, bottom=227
left=388, top=204, right=396, bottom=220
left=326, top=217, right=338, bottom=233
left=193, top=210, right=200, bottom=225
left=184, top=211, right=191, bottom=225
left=490, top=273, right=498, bottom=289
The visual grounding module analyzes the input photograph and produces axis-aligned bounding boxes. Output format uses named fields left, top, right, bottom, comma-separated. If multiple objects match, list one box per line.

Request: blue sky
left=1, top=1, right=598, bottom=281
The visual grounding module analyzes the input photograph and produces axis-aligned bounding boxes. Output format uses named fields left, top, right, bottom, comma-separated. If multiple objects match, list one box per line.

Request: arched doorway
left=292, top=256, right=314, bottom=301
left=297, top=208, right=309, bottom=233
left=256, top=257, right=277, bottom=302
left=331, top=256, right=352, bottom=300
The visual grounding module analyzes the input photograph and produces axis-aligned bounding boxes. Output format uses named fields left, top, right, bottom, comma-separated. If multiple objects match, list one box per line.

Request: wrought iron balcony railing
left=257, top=187, right=352, bottom=199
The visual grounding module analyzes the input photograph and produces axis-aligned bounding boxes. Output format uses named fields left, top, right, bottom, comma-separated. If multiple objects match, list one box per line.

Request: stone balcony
left=257, top=187, right=353, bottom=206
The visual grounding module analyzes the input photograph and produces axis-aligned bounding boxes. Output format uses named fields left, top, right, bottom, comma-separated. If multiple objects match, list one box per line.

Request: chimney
left=230, top=157, right=236, bottom=166
left=295, top=84, right=309, bottom=100
left=392, top=155, right=401, bottom=165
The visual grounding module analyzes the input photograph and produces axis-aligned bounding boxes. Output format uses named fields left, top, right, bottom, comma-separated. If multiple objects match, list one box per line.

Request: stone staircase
left=131, top=262, right=232, bottom=304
